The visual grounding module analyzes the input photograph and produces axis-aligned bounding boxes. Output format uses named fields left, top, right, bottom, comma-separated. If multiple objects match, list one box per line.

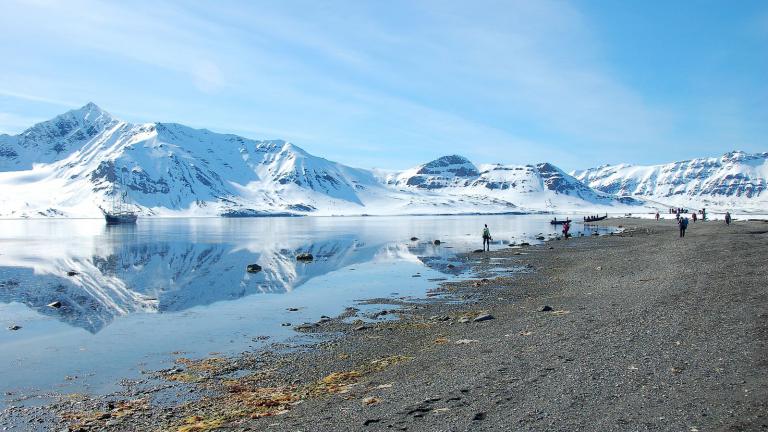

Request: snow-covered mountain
left=385, top=155, right=639, bottom=210
left=0, top=103, right=640, bottom=218
left=573, top=151, right=768, bottom=212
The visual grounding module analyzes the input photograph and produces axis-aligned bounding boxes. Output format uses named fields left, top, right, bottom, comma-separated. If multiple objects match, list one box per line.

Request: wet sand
left=3, top=218, right=767, bottom=431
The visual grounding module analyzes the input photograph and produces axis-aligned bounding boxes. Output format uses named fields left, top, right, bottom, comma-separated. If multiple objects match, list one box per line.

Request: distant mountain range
left=572, top=151, right=768, bottom=212
left=0, top=103, right=764, bottom=217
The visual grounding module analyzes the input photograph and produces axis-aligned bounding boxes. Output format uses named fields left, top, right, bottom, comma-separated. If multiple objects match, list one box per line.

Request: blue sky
left=0, top=0, right=765, bottom=171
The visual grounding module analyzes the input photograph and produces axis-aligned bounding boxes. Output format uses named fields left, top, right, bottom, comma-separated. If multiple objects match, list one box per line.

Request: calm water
left=0, top=214, right=609, bottom=405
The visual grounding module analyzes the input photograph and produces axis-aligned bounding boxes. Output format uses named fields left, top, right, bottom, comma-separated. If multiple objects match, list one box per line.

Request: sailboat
left=103, top=189, right=138, bottom=225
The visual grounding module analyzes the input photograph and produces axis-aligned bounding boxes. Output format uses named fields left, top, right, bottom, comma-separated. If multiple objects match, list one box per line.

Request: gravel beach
left=3, top=217, right=766, bottom=431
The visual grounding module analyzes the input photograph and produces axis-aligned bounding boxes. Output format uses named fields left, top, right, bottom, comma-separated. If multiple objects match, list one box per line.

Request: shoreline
left=2, top=210, right=767, bottom=222
left=2, top=218, right=767, bottom=431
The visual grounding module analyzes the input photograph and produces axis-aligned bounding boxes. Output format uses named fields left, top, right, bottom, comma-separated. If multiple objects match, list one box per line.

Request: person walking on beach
left=482, top=224, right=492, bottom=251
left=725, top=211, right=732, bottom=225
left=562, top=221, right=570, bottom=239
left=655, top=212, right=660, bottom=221
left=692, top=212, right=697, bottom=223
left=679, top=217, right=689, bottom=238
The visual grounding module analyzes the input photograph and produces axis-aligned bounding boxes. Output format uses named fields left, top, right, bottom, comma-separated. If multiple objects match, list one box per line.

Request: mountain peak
left=70, top=102, right=113, bottom=122
left=417, top=155, right=478, bottom=177
left=423, top=154, right=472, bottom=167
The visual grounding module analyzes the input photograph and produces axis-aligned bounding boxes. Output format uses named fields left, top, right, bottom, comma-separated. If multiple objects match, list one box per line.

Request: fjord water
left=0, top=215, right=608, bottom=403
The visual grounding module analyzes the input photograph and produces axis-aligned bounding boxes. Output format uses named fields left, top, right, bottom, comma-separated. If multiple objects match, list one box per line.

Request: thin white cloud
left=0, top=89, right=78, bottom=108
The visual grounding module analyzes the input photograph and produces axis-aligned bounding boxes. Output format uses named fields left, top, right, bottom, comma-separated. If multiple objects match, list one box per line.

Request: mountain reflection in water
left=0, top=222, right=467, bottom=333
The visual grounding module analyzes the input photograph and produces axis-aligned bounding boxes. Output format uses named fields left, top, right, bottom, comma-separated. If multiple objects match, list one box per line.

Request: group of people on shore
left=480, top=208, right=735, bottom=249
left=661, top=207, right=708, bottom=222
left=654, top=208, right=732, bottom=238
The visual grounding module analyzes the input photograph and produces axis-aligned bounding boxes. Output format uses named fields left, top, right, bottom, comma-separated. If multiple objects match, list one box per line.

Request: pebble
left=473, top=313, right=495, bottom=322
left=296, top=323, right=319, bottom=330
left=539, top=305, right=554, bottom=312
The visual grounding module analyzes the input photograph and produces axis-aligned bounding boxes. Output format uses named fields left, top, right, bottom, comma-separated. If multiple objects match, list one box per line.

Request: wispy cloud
left=0, top=89, right=78, bottom=108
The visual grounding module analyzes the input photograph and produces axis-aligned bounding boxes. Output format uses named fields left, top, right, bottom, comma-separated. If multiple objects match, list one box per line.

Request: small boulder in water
left=8, top=325, right=21, bottom=331
left=246, top=264, right=262, bottom=273
left=296, top=253, right=314, bottom=261
left=473, top=249, right=484, bottom=253
left=66, top=270, right=78, bottom=277
left=433, top=240, right=441, bottom=245
left=519, top=242, right=531, bottom=246
left=410, top=237, right=418, bottom=241
left=536, top=236, right=545, bottom=240
left=47, top=301, right=62, bottom=309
